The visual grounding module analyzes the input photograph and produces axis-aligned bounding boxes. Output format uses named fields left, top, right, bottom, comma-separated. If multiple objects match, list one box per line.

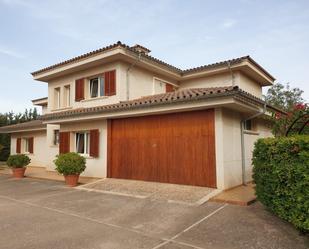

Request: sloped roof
left=31, top=41, right=275, bottom=81
left=42, top=86, right=283, bottom=121
left=0, top=120, right=46, bottom=133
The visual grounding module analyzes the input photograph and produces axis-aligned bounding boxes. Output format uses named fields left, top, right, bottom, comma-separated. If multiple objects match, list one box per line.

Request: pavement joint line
left=77, top=186, right=148, bottom=199
left=151, top=203, right=228, bottom=249
left=167, top=240, right=206, bottom=249
left=25, top=189, right=77, bottom=201
left=76, top=178, right=106, bottom=188
left=0, top=194, right=166, bottom=242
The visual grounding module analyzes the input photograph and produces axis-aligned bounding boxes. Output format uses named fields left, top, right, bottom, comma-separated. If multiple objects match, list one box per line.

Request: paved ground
left=79, top=178, right=218, bottom=205
left=0, top=175, right=308, bottom=249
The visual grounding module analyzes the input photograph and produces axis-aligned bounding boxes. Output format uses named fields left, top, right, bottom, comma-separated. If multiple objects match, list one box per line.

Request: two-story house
left=0, top=42, right=283, bottom=190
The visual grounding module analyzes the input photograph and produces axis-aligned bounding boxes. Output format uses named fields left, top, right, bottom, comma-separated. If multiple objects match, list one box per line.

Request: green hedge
left=252, top=135, right=309, bottom=232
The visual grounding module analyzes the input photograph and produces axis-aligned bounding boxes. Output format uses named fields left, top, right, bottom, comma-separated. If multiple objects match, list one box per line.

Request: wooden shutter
left=166, top=83, right=174, bottom=92
left=104, top=70, right=116, bottom=96
left=16, top=138, right=21, bottom=154
left=29, top=137, right=34, bottom=154
left=59, top=132, right=70, bottom=154
left=75, top=78, right=85, bottom=101
left=90, top=129, right=99, bottom=158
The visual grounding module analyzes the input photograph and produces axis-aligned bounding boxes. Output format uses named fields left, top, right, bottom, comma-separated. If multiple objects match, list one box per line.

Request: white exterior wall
left=215, top=107, right=272, bottom=190
left=45, top=124, right=60, bottom=171
left=123, top=63, right=177, bottom=98
left=47, top=62, right=178, bottom=114
left=47, top=62, right=125, bottom=113
left=11, top=130, right=48, bottom=167
left=60, top=120, right=107, bottom=178
left=180, top=71, right=263, bottom=98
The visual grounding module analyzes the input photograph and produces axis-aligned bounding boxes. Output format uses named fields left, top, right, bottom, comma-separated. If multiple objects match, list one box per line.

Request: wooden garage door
left=107, top=109, right=216, bottom=187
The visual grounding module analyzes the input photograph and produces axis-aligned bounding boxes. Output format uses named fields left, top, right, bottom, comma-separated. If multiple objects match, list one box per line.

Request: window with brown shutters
left=59, top=132, right=70, bottom=154
left=75, top=78, right=85, bottom=101
left=16, top=138, right=21, bottom=154
left=104, top=70, right=116, bottom=96
left=29, top=137, right=34, bottom=154
left=166, top=84, right=174, bottom=92
left=89, top=129, right=99, bottom=158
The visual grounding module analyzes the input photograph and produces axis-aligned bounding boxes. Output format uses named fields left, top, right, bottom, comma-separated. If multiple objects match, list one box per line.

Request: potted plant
left=54, top=152, right=86, bottom=187
left=6, top=154, right=31, bottom=178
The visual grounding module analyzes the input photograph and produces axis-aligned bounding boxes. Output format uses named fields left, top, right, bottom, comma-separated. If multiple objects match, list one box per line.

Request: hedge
left=252, top=135, right=309, bottom=232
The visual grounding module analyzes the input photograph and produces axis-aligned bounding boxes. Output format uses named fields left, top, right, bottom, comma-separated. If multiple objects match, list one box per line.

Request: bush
left=54, top=152, right=86, bottom=176
left=252, top=135, right=309, bottom=232
left=6, top=154, right=31, bottom=168
left=0, top=147, right=10, bottom=161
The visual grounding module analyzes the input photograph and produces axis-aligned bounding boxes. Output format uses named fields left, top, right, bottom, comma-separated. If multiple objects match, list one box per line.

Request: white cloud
left=222, top=19, right=237, bottom=28
left=0, top=47, right=24, bottom=59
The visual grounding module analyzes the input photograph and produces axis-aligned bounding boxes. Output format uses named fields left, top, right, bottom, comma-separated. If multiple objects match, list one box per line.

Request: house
left=0, top=41, right=283, bottom=190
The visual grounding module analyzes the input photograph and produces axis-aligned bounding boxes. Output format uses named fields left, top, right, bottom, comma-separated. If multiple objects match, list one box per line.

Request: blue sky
left=0, top=0, right=308, bottom=113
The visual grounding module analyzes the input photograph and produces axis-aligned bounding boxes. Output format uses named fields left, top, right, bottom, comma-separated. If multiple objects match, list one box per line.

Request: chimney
left=131, top=44, right=151, bottom=55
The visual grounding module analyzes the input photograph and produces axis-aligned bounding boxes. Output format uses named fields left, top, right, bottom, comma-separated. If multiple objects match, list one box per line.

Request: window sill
left=244, top=130, right=260, bottom=135
left=51, top=106, right=73, bottom=112
left=81, top=96, right=110, bottom=103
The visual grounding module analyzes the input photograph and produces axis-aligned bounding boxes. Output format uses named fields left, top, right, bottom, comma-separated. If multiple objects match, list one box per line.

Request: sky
left=0, top=0, right=308, bottom=113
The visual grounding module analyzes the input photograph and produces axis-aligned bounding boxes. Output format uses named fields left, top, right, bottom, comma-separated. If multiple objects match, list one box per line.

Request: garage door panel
left=108, top=109, right=216, bottom=187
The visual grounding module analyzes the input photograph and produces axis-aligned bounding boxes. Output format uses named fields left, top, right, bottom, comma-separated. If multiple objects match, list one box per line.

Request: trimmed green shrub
left=54, top=152, right=86, bottom=176
left=6, top=154, right=31, bottom=168
left=252, top=135, right=309, bottom=232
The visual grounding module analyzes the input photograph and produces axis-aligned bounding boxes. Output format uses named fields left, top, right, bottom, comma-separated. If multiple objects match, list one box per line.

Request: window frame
left=23, top=138, right=30, bottom=154
left=89, top=76, right=105, bottom=99
left=54, top=87, right=61, bottom=109
left=244, top=120, right=253, bottom=131
left=64, top=85, right=71, bottom=107
left=53, top=130, right=60, bottom=146
left=75, top=131, right=90, bottom=156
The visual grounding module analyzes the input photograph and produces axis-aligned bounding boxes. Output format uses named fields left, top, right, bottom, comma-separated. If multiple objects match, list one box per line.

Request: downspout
left=227, top=61, right=236, bottom=87
left=126, top=53, right=142, bottom=100
left=240, top=102, right=267, bottom=185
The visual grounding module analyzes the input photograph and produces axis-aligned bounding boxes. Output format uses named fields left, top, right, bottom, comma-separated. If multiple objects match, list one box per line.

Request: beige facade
left=3, top=43, right=279, bottom=190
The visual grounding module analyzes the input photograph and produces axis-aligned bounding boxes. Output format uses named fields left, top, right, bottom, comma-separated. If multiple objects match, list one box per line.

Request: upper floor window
left=54, top=87, right=61, bottom=109
left=75, top=70, right=116, bottom=102
left=89, top=77, right=102, bottom=98
left=64, top=85, right=71, bottom=107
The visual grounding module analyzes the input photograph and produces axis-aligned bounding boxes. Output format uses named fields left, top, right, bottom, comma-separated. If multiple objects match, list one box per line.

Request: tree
left=265, top=83, right=308, bottom=136
left=265, top=83, right=304, bottom=112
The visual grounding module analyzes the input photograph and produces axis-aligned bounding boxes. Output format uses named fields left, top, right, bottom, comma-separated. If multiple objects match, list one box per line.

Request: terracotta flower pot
left=12, top=167, right=26, bottom=178
left=64, top=174, right=80, bottom=187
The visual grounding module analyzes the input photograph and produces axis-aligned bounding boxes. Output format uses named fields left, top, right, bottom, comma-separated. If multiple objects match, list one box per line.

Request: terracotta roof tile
left=31, top=41, right=274, bottom=80
left=41, top=86, right=283, bottom=121
left=0, top=120, right=45, bottom=133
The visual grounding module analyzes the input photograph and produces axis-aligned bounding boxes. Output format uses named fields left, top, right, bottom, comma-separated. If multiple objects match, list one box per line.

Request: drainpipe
left=240, top=102, right=267, bottom=185
left=126, top=53, right=142, bottom=100
left=227, top=61, right=235, bottom=87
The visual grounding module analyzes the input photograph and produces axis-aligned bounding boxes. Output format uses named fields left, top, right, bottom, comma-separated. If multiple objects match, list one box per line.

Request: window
left=64, top=85, right=71, bottom=107
left=76, top=132, right=90, bottom=155
left=24, top=138, right=30, bottom=153
left=88, top=70, right=116, bottom=98
left=244, top=120, right=252, bottom=131
left=54, top=130, right=60, bottom=146
left=89, top=77, right=104, bottom=98
left=54, top=87, right=61, bottom=109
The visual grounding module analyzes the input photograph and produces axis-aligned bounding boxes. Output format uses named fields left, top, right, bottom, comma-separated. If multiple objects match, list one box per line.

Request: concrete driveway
left=0, top=175, right=308, bottom=249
